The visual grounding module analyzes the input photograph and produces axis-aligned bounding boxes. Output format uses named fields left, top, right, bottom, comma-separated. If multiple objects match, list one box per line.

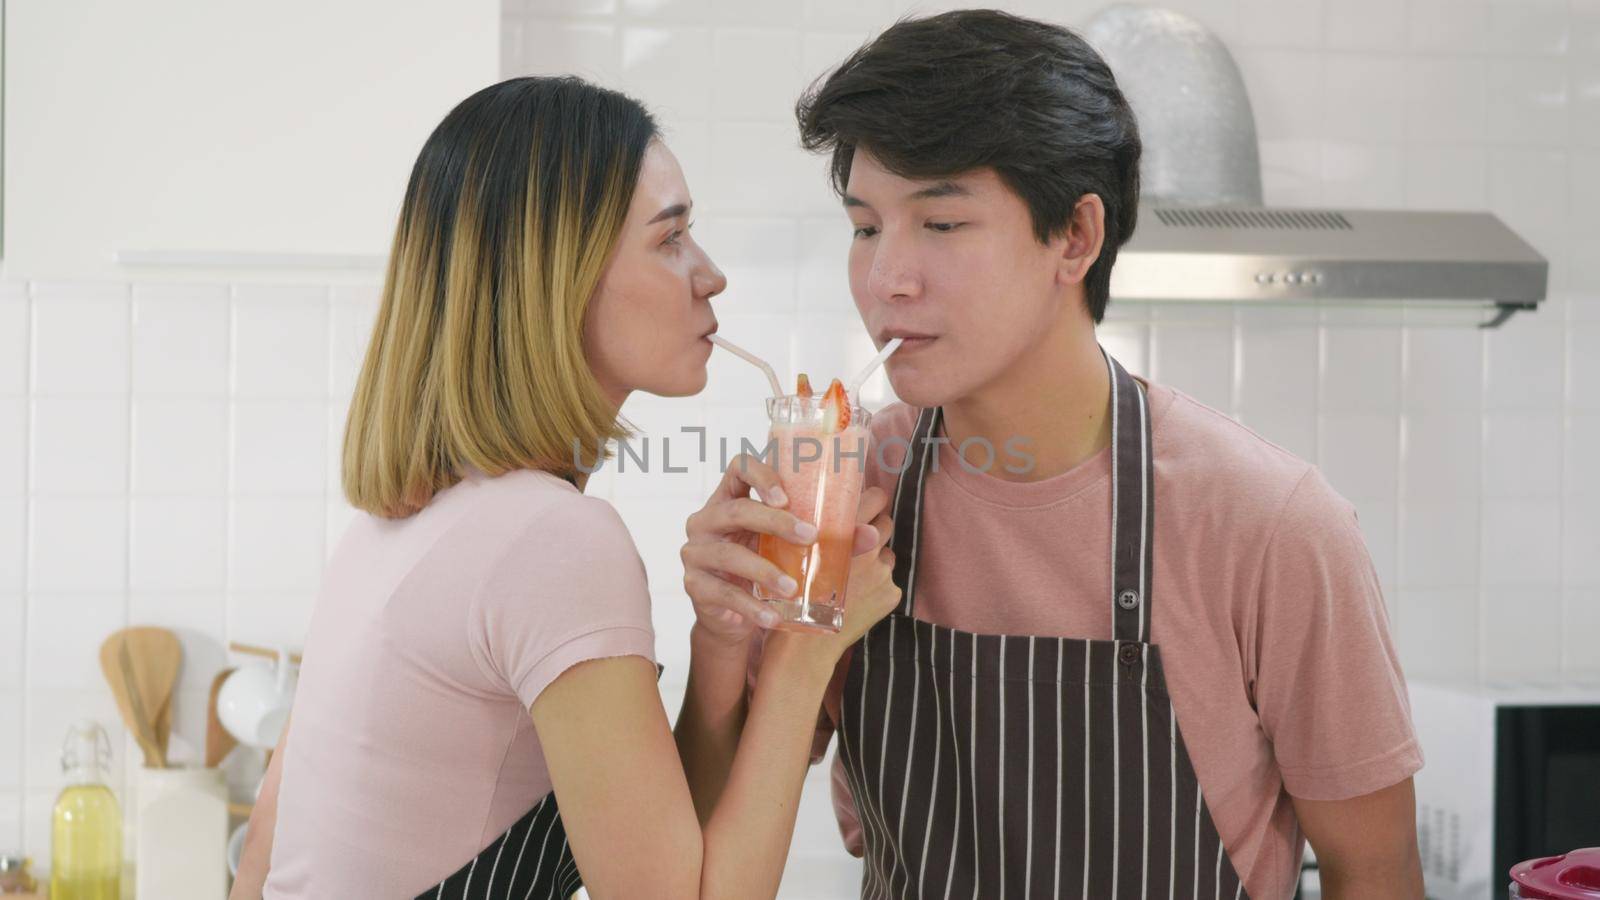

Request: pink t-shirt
left=265, top=468, right=655, bottom=899
left=792, top=379, right=1422, bottom=900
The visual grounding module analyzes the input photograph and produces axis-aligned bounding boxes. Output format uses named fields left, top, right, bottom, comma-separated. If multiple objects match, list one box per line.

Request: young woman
left=229, top=75, right=900, bottom=899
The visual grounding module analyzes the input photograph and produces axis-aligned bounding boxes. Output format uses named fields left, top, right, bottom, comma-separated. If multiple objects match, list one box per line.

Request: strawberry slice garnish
left=821, top=378, right=851, bottom=432
left=796, top=373, right=813, bottom=399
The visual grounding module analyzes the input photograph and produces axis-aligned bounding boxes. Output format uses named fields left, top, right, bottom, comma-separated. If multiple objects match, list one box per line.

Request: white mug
left=217, top=648, right=296, bottom=749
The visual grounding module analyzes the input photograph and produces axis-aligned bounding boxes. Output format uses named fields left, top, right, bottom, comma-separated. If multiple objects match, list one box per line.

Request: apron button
left=1118, top=643, right=1141, bottom=665
left=1117, top=589, right=1140, bottom=610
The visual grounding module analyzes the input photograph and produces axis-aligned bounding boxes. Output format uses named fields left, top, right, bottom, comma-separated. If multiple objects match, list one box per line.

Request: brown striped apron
left=838, top=349, right=1251, bottom=899
left=417, top=791, right=582, bottom=899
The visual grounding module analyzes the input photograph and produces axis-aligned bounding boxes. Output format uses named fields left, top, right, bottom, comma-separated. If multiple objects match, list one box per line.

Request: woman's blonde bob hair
left=343, top=76, right=657, bottom=518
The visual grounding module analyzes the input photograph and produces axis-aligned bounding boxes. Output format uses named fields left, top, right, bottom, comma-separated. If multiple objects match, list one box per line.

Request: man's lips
left=878, top=331, right=937, bottom=355
left=878, top=329, right=936, bottom=344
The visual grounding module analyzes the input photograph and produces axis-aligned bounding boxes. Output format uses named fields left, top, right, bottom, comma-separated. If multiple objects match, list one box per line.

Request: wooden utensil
left=206, top=667, right=239, bottom=767
left=99, top=627, right=182, bottom=768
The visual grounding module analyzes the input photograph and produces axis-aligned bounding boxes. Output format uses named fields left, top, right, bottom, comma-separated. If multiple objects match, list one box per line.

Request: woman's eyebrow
left=646, top=202, right=690, bottom=224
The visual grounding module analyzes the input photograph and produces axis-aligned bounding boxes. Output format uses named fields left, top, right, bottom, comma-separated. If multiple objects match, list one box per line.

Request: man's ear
left=1056, top=193, right=1107, bottom=288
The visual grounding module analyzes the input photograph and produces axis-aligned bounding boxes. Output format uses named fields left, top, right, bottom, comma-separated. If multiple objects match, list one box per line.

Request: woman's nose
left=694, top=256, right=727, bottom=300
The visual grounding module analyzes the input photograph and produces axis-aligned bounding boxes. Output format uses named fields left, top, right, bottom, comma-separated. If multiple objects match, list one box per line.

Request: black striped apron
left=838, top=349, right=1251, bottom=899
left=418, top=792, right=582, bottom=899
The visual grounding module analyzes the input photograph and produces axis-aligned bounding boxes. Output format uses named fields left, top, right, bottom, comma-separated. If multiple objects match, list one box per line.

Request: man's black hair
left=796, top=9, right=1142, bottom=322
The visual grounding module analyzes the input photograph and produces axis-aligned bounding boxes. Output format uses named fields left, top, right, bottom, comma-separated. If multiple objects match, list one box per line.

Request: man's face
left=844, top=148, right=1072, bottom=409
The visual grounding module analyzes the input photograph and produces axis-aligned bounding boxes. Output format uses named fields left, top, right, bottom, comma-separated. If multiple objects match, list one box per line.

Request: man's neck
left=940, top=322, right=1111, bottom=483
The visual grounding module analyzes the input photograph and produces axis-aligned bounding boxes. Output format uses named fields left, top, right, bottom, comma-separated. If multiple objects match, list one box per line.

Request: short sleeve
left=469, top=496, right=656, bottom=711
left=1253, top=469, right=1424, bottom=801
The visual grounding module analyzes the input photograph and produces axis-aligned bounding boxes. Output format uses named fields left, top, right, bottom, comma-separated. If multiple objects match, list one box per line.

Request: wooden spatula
left=99, top=627, right=182, bottom=768
left=206, top=667, right=239, bottom=767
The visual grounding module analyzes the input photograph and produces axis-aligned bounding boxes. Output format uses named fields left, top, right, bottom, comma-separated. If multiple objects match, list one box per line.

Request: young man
left=677, top=10, right=1424, bottom=899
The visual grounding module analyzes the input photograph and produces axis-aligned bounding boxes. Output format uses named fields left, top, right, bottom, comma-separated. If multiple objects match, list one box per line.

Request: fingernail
left=759, top=610, right=780, bottom=627
left=766, top=487, right=788, bottom=507
left=794, top=521, right=818, bottom=542
left=777, top=575, right=799, bottom=596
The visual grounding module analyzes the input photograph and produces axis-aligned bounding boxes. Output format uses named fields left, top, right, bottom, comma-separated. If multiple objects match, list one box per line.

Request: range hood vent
left=1153, top=208, right=1352, bottom=231
left=1112, top=205, right=1549, bottom=328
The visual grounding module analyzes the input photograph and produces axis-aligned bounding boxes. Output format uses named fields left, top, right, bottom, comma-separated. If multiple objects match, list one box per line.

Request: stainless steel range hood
left=1110, top=206, right=1549, bottom=328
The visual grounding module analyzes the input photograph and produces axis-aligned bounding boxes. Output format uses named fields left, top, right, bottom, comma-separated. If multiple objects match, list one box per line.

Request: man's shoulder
left=1148, top=380, right=1352, bottom=532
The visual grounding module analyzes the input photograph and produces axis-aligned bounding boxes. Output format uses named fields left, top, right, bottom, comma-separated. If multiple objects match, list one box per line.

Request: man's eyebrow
left=909, top=180, right=969, bottom=200
left=841, top=181, right=970, bottom=209
left=646, top=202, right=690, bottom=224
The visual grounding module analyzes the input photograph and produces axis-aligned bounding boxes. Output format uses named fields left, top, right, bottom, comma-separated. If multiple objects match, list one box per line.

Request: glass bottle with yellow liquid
left=51, top=720, right=122, bottom=900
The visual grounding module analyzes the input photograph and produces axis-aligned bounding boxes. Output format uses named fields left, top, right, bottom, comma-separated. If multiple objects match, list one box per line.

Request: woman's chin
left=642, top=366, right=709, bottom=399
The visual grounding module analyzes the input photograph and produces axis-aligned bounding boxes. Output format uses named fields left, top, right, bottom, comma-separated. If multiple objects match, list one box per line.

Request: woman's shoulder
left=470, top=469, right=642, bottom=564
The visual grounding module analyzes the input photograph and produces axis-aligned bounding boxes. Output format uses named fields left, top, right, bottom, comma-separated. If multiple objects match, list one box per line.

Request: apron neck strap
left=885, top=346, right=1155, bottom=640
left=888, top=405, right=942, bottom=618
left=1105, top=346, right=1154, bottom=644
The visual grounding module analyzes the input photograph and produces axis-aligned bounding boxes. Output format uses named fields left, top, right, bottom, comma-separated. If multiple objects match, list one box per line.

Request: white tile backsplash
left=0, top=295, right=27, bottom=396
left=131, top=283, right=230, bottom=396
left=1404, top=58, right=1488, bottom=144
left=27, top=497, right=127, bottom=593
left=1486, top=0, right=1571, bottom=55
left=3, top=0, right=1599, bottom=868
left=0, top=506, right=22, bottom=595
left=1323, top=55, right=1406, bottom=143
left=29, top=396, right=129, bottom=495
left=712, top=28, right=804, bottom=121
left=1481, top=498, right=1564, bottom=585
left=230, top=287, right=329, bottom=399
left=622, top=26, right=714, bottom=120
left=1401, top=500, right=1482, bottom=588
left=1484, top=320, right=1566, bottom=411
left=230, top=400, right=327, bottom=496
left=1487, top=59, right=1571, bottom=148
left=1482, top=411, right=1564, bottom=499
left=228, top=497, right=327, bottom=593
left=1566, top=587, right=1600, bottom=675
left=30, top=286, right=129, bottom=396
left=130, top=398, right=229, bottom=495
left=129, top=497, right=228, bottom=592
left=0, top=397, right=26, bottom=498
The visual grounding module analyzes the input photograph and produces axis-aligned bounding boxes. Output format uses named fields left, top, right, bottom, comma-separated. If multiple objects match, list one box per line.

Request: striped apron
left=838, top=349, right=1251, bottom=899
left=417, top=792, right=582, bottom=899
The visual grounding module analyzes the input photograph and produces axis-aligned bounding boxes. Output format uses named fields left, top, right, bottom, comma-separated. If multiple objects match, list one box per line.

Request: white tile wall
left=1, top=0, right=1597, bottom=882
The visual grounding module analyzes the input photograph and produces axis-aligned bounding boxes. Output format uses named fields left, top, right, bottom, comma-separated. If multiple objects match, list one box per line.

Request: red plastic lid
left=1512, top=849, right=1600, bottom=900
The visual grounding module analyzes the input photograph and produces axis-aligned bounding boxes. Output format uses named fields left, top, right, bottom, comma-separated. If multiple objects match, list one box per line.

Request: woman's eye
left=663, top=229, right=683, bottom=246
left=852, top=225, right=879, bottom=239
left=926, top=221, right=964, bottom=233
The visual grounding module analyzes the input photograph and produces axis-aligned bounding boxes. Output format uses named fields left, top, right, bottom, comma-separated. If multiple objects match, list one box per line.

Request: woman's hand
left=764, top=484, right=900, bottom=663
left=681, top=453, right=884, bottom=646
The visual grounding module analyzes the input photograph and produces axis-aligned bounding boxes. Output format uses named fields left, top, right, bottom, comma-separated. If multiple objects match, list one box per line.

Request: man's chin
left=885, top=366, right=963, bottom=410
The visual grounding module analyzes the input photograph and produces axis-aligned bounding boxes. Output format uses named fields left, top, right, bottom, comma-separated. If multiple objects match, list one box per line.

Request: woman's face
left=584, top=140, right=726, bottom=406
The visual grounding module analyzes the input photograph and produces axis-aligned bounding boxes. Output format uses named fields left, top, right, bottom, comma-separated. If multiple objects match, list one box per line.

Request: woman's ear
left=1056, top=193, right=1107, bottom=288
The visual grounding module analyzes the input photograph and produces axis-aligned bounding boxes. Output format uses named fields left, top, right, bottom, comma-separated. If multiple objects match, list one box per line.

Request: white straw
left=847, top=337, right=903, bottom=395
left=708, top=334, right=784, bottom=398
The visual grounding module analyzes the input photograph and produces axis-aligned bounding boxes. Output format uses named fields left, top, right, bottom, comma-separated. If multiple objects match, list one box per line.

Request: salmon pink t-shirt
left=790, top=378, right=1422, bottom=900
left=265, top=468, right=655, bottom=899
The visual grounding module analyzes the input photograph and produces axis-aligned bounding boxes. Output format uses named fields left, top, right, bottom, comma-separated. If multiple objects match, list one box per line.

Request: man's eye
left=852, top=225, right=879, bottom=239
left=926, top=221, right=964, bottom=233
